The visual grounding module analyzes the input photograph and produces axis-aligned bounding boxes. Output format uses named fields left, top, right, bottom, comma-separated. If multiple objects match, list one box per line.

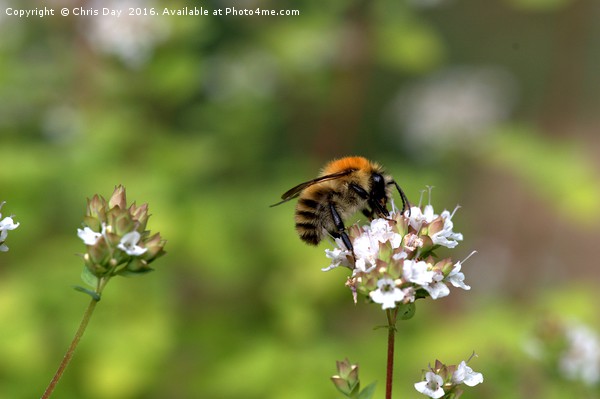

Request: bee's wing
left=270, top=170, right=354, bottom=207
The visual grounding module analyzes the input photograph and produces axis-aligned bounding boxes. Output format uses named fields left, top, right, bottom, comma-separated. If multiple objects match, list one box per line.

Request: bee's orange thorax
left=321, top=156, right=379, bottom=176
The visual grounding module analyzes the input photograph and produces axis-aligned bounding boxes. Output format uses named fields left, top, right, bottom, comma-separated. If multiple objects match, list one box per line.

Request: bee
left=271, top=156, right=409, bottom=251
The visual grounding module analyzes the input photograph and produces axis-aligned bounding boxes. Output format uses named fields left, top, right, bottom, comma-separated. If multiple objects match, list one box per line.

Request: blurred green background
left=1, top=0, right=599, bottom=398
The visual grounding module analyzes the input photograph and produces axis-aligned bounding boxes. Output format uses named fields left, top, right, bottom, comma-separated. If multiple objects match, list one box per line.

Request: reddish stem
left=42, top=277, right=107, bottom=398
left=386, top=308, right=398, bottom=399
left=41, top=297, right=98, bottom=399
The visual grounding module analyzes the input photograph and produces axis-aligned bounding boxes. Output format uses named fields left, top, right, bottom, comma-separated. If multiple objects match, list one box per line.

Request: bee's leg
left=350, top=183, right=380, bottom=219
left=331, top=231, right=353, bottom=252
left=349, top=183, right=369, bottom=199
left=329, top=202, right=353, bottom=251
left=340, top=232, right=353, bottom=252
left=350, top=183, right=388, bottom=218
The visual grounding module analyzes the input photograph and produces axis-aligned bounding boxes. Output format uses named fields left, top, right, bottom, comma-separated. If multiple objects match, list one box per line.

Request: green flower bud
left=129, top=203, right=149, bottom=229
left=142, top=233, right=167, bottom=263
left=85, top=195, right=106, bottom=225
left=108, top=185, right=127, bottom=210
left=110, top=209, right=135, bottom=236
left=125, top=258, right=153, bottom=274
left=331, top=359, right=360, bottom=396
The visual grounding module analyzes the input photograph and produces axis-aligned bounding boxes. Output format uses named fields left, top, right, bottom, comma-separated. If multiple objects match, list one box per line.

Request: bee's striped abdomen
left=294, top=193, right=328, bottom=245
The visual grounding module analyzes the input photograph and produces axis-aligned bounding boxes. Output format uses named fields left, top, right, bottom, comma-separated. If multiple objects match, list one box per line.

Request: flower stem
left=385, top=308, right=398, bottom=399
left=41, top=279, right=107, bottom=399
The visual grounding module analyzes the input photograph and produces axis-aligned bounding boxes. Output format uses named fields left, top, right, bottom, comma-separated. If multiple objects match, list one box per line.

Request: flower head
left=323, top=190, right=473, bottom=310
left=78, top=186, right=166, bottom=283
left=415, top=356, right=483, bottom=398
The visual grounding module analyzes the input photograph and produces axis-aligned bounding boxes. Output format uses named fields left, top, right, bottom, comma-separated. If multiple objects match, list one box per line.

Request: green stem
left=385, top=308, right=398, bottom=399
left=41, top=278, right=107, bottom=399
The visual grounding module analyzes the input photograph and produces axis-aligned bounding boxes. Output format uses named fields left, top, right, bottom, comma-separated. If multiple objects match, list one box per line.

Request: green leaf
left=398, top=302, right=416, bottom=320
left=358, top=382, right=377, bottom=399
left=117, top=266, right=154, bottom=277
left=73, top=286, right=101, bottom=301
left=81, top=266, right=99, bottom=289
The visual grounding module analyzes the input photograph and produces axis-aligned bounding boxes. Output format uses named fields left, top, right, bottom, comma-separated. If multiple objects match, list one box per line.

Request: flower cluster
left=414, top=357, right=483, bottom=398
left=77, top=186, right=166, bottom=287
left=526, top=319, right=600, bottom=386
left=324, top=201, right=472, bottom=310
left=0, top=201, right=19, bottom=252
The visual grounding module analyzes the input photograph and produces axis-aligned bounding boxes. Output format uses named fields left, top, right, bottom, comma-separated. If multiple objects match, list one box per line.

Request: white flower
left=402, top=233, right=424, bottom=252
left=422, top=204, right=438, bottom=222
left=118, top=231, right=148, bottom=256
left=353, top=258, right=374, bottom=274
left=408, top=205, right=438, bottom=231
left=414, top=371, right=445, bottom=398
left=0, top=201, right=19, bottom=232
left=403, top=260, right=435, bottom=286
left=431, top=208, right=463, bottom=249
left=446, top=261, right=471, bottom=290
left=369, top=278, right=405, bottom=310
left=77, top=226, right=103, bottom=246
left=353, top=231, right=380, bottom=269
left=402, top=286, right=416, bottom=303
left=392, top=250, right=408, bottom=261
left=0, top=228, right=10, bottom=251
left=323, top=243, right=352, bottom=271
left=369, top=218, right=402, bottom=248
left=559, top=323, right=600, bottom=385
left=423, top=271, right=450, bottom=299
left=0, top=216, right=19, bottom=232
left=0, top=202, right=20, bottom=252
left=452, top=361, right=484, bottom=387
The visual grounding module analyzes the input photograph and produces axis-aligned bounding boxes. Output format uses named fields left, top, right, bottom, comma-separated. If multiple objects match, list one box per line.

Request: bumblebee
left=271, top=156, right=409, bottom=251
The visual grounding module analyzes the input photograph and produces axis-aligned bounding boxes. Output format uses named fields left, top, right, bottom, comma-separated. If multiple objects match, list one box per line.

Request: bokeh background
left=1, top=0, right=599, bottom=398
